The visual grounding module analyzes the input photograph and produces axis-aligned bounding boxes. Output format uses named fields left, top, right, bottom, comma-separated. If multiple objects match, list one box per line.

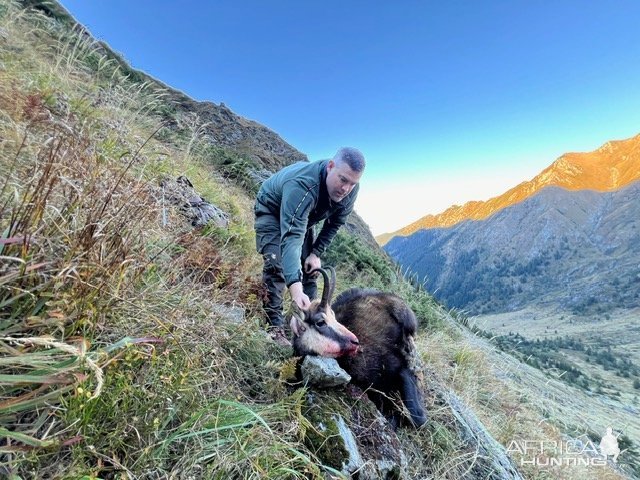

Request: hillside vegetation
left=385, top=184, right=640, bottom=315
left=0, top=2, right=634, bottom=479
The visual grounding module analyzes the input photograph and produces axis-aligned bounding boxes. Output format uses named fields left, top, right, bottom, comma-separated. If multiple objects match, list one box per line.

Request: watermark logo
left=507, top=426, right=623, bottom=468
left=600, top=427, right=620, bottom=462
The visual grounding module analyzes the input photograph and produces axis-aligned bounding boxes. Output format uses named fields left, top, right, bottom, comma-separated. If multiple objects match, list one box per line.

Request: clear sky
left=60, top=1, right=640, bottom=235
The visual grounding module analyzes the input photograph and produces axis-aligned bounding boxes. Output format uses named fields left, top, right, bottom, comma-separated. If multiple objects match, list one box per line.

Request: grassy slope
left=473, top=308, right=640, bottom=463
left=0, top=2, right=633, bottom=479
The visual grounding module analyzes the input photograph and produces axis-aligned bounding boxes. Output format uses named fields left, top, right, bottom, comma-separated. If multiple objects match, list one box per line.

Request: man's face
left=326, top=160, right=362, bottom=203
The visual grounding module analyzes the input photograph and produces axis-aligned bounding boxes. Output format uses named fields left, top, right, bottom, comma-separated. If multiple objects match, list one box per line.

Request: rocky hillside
left=20, top=0, right=381, bottom=251
left=385, top=182, right=640, bottom=315
left=378, top=133, right=640, bottom=245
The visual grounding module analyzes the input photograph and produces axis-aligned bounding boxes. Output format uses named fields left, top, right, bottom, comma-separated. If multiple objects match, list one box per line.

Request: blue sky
left=60, top=1, right=640, bottom=234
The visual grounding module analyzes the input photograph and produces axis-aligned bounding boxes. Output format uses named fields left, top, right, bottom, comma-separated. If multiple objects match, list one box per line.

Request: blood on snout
left=302, top=330, right=343, bottom=358
left=298, top=321, right=360, bottom=358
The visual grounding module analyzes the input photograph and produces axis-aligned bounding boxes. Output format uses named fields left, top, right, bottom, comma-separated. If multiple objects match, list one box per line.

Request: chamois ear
left=290, top=311, right=307, bottom=337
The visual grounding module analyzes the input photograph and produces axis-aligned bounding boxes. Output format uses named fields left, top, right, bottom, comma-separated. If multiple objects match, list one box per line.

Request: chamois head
left=291, top=267, right=360, bottom=358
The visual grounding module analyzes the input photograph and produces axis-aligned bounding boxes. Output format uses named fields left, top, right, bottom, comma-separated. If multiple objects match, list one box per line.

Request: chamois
left=291, top=267, right=427, bottom=428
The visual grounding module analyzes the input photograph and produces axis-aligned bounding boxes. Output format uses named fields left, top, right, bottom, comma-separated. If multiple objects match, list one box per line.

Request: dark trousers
left=255, top=213, right=318, bottom=326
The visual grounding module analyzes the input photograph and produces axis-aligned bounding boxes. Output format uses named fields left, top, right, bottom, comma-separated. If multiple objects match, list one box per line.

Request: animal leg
left=399, top=368, right=427, bottom=427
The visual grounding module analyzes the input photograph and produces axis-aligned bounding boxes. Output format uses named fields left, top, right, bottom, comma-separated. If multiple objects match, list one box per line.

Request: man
left=254, top=147, right=365, bottom=344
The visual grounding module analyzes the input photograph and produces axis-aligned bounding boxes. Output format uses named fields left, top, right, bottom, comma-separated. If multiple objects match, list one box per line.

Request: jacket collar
left=319, top=160, right=332, bottom=207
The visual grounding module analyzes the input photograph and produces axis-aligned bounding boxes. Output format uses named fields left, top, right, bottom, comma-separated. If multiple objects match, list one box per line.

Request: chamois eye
left=316, top=319, right=326, bottom=327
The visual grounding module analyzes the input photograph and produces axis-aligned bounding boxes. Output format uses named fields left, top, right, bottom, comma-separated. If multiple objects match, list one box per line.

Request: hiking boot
left=268, top=326, right=291, bottom=347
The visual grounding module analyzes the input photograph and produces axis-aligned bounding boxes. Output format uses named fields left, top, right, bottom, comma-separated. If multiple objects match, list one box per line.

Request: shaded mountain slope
left=385, top=182, right=640, bottom=314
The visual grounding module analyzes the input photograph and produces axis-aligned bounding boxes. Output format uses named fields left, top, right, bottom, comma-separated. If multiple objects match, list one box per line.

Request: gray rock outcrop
left=300, top=357, right=351, bottom=388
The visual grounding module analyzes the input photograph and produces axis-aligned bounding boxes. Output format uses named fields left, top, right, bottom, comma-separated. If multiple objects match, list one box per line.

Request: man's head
left=326, top=147, right=365, bottom=203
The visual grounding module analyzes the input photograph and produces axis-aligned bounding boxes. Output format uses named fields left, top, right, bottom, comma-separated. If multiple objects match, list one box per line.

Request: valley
left=381, top=137, right=640, bottom=476
left=469, top=306, right=640, bottom=473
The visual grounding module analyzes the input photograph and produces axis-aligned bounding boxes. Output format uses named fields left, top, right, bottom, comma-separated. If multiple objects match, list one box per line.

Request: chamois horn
left=309, top=268, right=332, bottom=311
left=326, top=265, right=336, bottom=303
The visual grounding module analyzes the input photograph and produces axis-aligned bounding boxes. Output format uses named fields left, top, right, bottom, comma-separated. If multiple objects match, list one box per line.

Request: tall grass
left=0, top=28, right=166, bottom=472
left=0, top=3, right=334, bottom=477
left=0, top=2, right=168, bottom=474
left=156, top=391, right=329, bottom=479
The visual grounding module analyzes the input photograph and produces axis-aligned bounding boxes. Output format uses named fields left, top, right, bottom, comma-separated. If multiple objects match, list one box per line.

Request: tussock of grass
left=156, top=391, right=323, bottom=479
left=0, top=3, right=359, bottom=478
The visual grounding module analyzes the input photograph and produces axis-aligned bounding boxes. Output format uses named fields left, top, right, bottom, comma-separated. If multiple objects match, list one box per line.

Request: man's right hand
left=289, top=282, right=311, bottom=310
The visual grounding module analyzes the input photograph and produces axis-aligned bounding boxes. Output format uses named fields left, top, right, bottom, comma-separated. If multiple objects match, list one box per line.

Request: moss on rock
left=303, top=390, right=352, bottom=471
left=302, top=387, right=407, bottom=478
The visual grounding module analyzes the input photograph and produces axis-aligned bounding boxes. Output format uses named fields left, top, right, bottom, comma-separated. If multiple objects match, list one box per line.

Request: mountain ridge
left=377, top=133, right=640, bottom=245
left=384, top=180, right=640, bottom=315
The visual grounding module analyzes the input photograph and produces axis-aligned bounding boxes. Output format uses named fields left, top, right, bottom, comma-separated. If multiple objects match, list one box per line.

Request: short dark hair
left=333, top=147, right=365, bottom=173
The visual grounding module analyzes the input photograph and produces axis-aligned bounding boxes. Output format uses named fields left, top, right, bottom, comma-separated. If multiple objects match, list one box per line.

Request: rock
left=333, top=415, right=364, bottom=475
left=350, top=402, right=407, bottom=479
left=160, top=176, right=229, bottom=228
left=303, top=389, right=407, bottom=479
left=211, top=303, right=245, bottom=324
left=300, top=357, right=351, bottom=388
left=435, top=385, right=524, bottom=480
left=249, top=168, right=272, bottom=185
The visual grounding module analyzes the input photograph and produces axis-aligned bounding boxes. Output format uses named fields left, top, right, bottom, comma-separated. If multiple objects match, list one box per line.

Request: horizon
left=59, top=1, right=640, bottom=235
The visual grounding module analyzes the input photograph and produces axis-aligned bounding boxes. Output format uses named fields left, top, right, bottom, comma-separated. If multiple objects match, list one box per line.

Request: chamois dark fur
left=332, top=288, right=426, bottom=427
left=292, top=269, right=427, bottom=428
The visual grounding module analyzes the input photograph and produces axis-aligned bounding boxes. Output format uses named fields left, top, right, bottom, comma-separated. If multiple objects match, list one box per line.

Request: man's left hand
left=304, top=253, right=321, bottom=277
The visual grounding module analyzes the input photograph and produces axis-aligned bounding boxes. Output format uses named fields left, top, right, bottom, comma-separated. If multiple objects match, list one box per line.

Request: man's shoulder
left=260, top=160, right=326, bottom=203
left=285, top=159, right=325, bottom=175
left=281, top=160, right=325, bottom=187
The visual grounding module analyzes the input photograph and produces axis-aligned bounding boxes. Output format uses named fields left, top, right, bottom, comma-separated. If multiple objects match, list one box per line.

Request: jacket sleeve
left=311, top=185, right=358, bottom=257
left=280, top=181, right=315, bottom=287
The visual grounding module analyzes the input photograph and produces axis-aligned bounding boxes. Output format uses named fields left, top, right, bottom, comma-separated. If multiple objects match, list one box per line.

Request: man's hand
left=304, top=253, right=322, bottom=277
left=289, top=282, right=311, bottom=310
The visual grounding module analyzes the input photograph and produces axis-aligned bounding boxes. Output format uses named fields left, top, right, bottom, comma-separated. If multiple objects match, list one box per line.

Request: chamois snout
left=291, top=267, right=360, bottom=358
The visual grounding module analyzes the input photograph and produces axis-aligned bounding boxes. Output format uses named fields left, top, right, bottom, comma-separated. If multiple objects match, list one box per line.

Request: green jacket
left=255, top=160, right=359, bottom=286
